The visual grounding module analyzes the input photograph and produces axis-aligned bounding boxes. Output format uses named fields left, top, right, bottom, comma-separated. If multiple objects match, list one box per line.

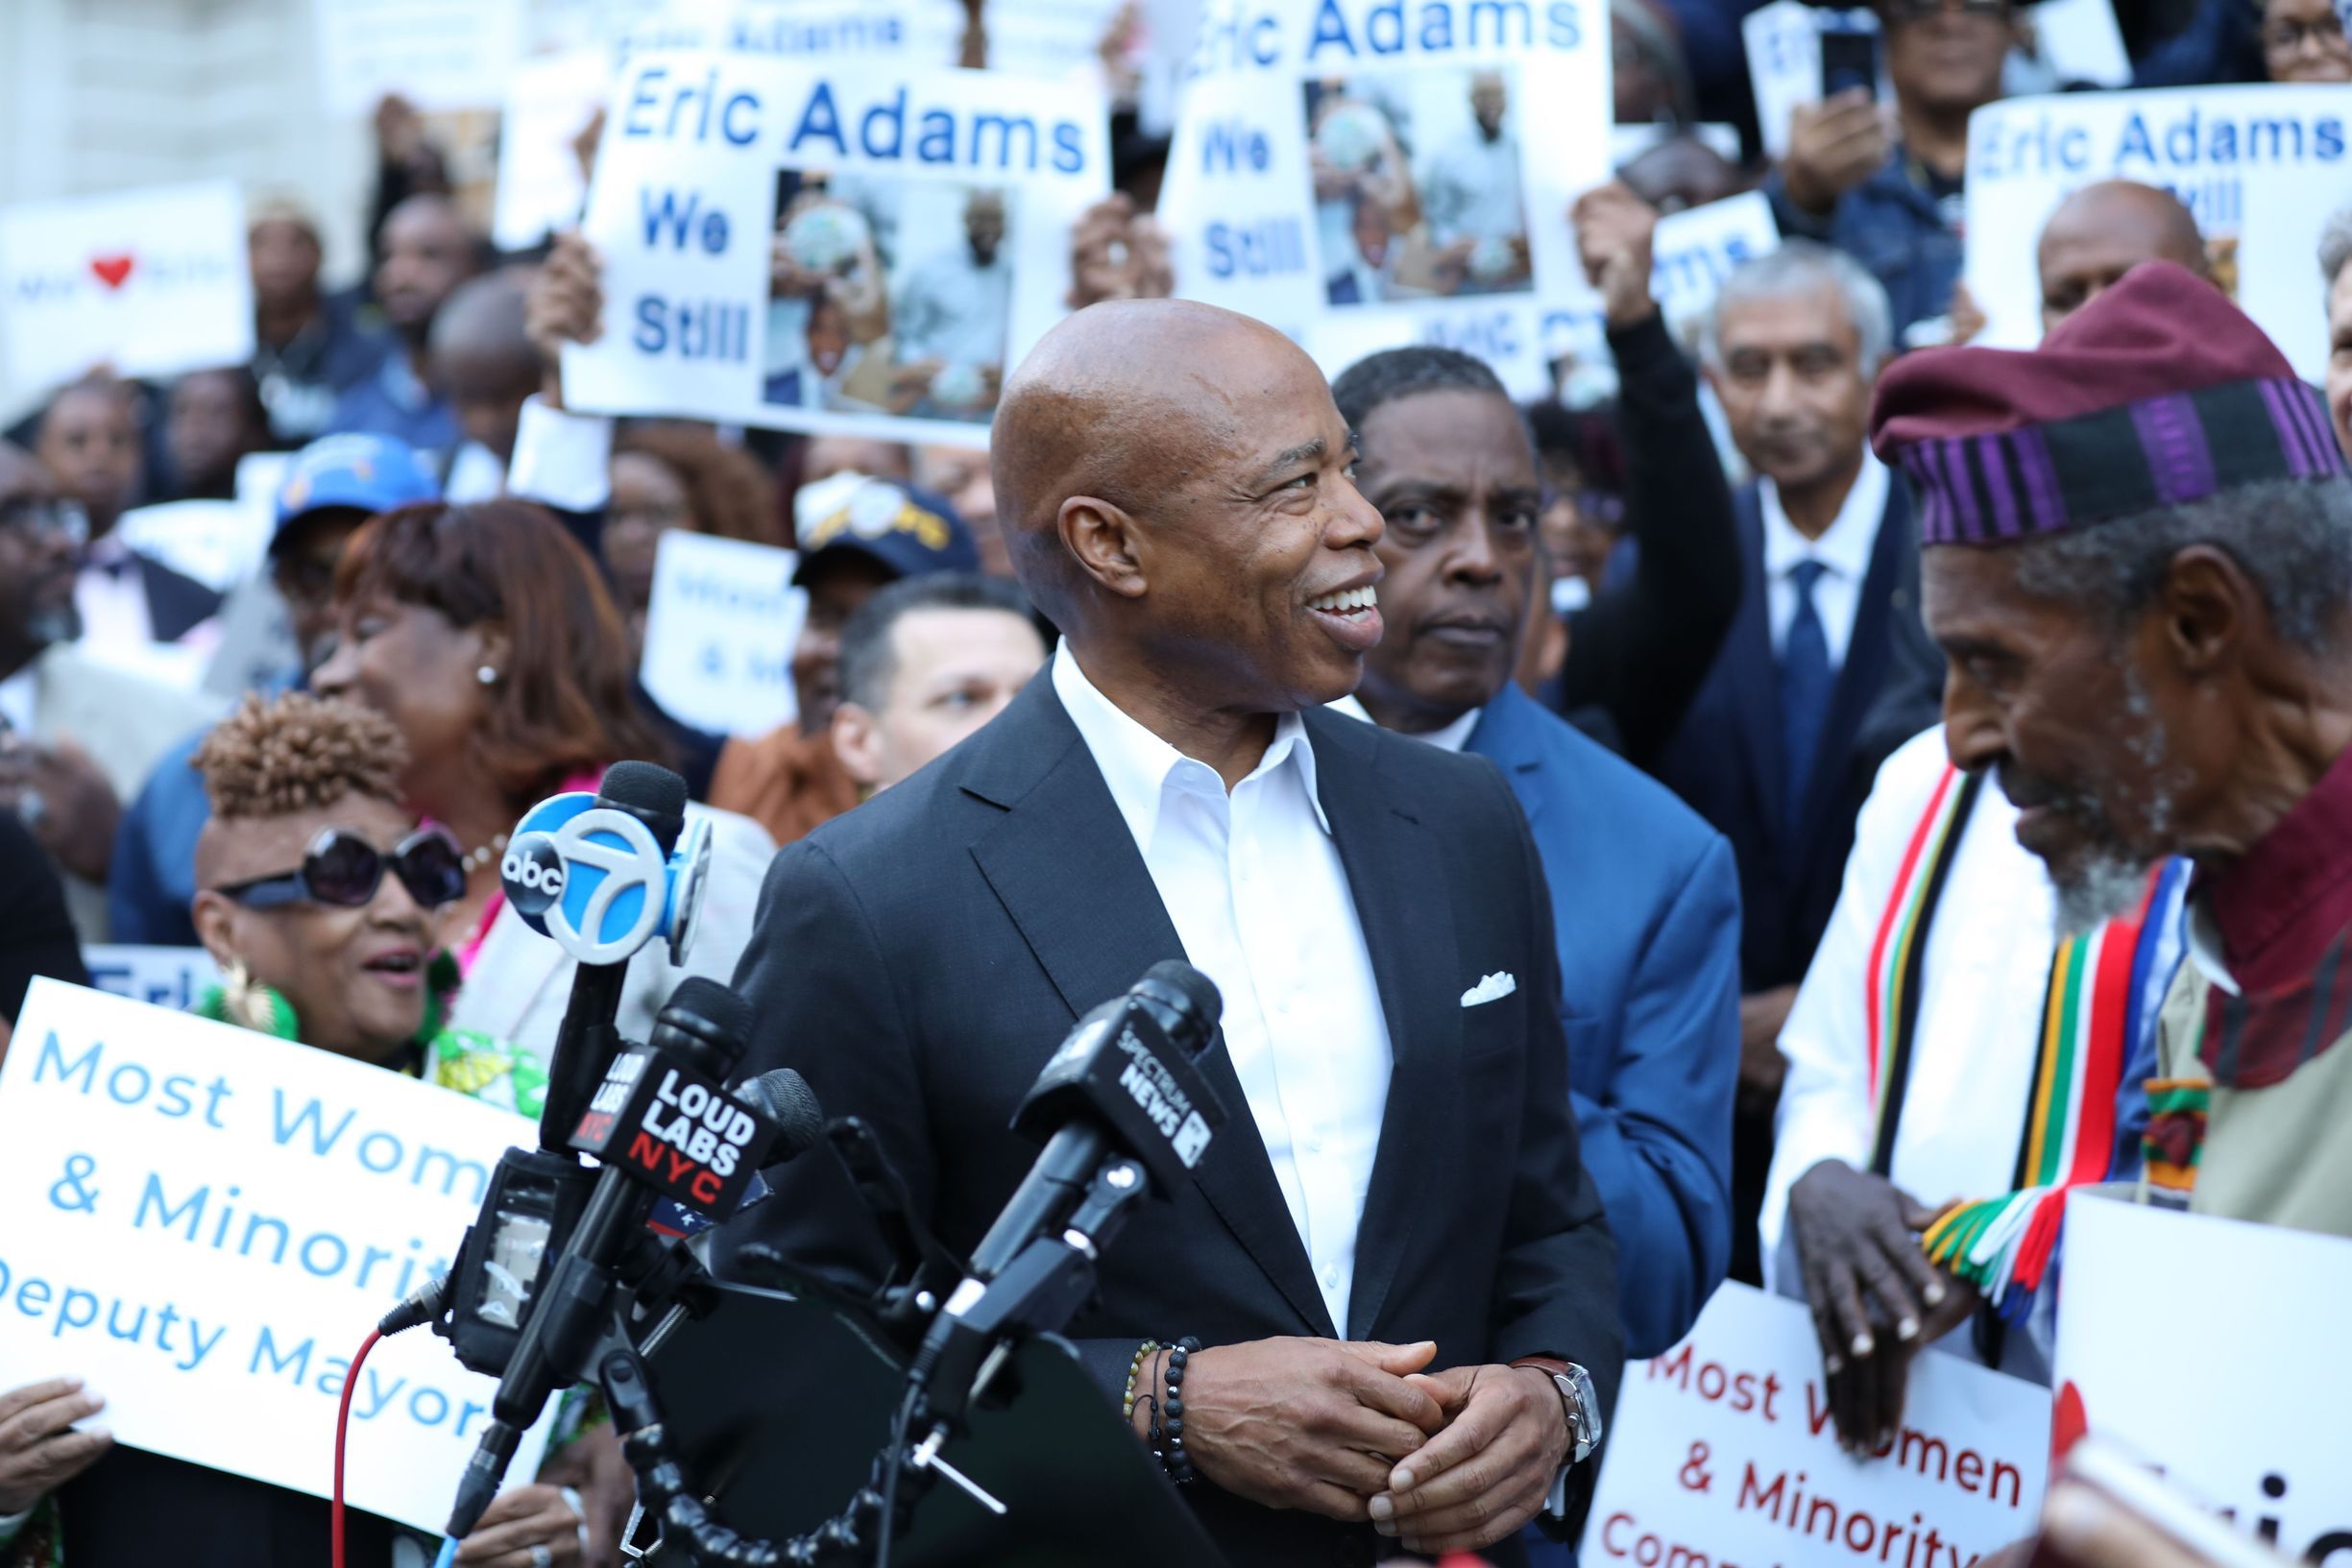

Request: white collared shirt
left=1323, top=692, right=1481, bottom=754
left=1053, top=643, right=1393, bottom=1333
left=75, top=535, right=154, bottom=650
left=1758, top=452, right=1889, bottom=669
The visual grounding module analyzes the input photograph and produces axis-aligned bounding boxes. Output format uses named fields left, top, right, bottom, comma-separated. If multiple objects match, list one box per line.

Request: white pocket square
left=1460, top=972, right=1516, bottom=1007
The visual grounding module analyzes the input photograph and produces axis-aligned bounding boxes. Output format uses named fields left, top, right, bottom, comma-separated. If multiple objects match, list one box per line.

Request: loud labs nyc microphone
left=440, top=979, right=826, bottom=1542
left=907, top=961, right=1226, bottom=1439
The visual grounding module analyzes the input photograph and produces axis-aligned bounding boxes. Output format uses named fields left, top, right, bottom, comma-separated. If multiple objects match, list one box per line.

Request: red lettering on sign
left=628, top=1131, right=663, bottom=1169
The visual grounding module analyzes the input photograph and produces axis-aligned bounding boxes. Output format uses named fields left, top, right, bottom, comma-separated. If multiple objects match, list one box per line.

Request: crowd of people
left=2, top=0, right=2351, bottom=1563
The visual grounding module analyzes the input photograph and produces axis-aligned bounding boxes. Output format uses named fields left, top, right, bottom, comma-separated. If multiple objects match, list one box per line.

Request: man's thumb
left=1346, top=1339, right=1438, bottom=1374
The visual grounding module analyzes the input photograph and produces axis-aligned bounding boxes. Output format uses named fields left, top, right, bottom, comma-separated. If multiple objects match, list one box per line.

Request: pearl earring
left=476, top=665, right=498, bottom=686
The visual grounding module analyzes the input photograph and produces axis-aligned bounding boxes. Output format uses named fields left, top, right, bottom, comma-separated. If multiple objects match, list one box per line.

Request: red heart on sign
left=88, top=254, right=135, bottom=290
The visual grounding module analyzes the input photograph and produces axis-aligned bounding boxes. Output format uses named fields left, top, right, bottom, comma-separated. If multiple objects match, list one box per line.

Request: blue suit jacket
left=1469, top=683, right=1740, bottom=1356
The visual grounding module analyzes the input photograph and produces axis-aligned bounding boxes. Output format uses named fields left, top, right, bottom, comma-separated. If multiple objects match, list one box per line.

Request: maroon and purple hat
left=1869, top=261, right=2347, bottom=548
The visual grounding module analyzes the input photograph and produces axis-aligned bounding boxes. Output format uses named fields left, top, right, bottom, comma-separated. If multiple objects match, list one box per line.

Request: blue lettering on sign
left=1301, top=0, right=1582, bottom=59
left=633, top=296, right=752, bottom=363
left=33, top=1032, right=232, bottom=1126
left=1201, top=120, right=1273, bottom=175
left=618, top=65, right=758, bottom=145
left=1206, top=218, right=1308, bottom=278
left=783, top=81, right=1086, bottom=174
left=1422, top=310, right=1521, bottom=361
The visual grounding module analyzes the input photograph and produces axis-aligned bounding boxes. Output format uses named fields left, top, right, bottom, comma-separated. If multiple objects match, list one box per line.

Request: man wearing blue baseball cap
left=106, top=434, right=438, bottom=946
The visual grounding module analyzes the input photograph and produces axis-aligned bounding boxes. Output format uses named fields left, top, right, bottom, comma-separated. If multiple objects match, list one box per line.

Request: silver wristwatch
left=1514, top=1356, right=1602, bottom=1464
left=1549, top=1362, right=1602, bottom=1464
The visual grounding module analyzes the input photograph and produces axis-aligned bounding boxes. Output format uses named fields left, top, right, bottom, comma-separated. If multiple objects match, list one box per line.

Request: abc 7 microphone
left=499, top=761, right=715, bottom=1154
left=434, top=977, right=827, bottom=1543
left=907, top=961, right=1225, bottom=1435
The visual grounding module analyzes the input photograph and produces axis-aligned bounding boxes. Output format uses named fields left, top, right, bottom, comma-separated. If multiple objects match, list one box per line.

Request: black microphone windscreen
left=1144, top=959, right=1223, bottom=1027
left=661, top=977, right=753, bottom=1049
left=740, top=1069, right=825, bottom=1158
left=597, top=760, right=689, bottom=844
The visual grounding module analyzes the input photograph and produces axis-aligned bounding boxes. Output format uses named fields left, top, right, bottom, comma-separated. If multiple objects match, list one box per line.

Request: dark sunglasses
left=213, top=827, right=466, bottom=911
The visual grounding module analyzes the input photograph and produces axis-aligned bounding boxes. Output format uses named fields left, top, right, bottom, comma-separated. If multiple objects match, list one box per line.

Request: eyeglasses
left=213, top=827, right=466, bottom=911
left=0, top=498, right=90, bottom=547
left=2263, top=15, right=2347, bottom=54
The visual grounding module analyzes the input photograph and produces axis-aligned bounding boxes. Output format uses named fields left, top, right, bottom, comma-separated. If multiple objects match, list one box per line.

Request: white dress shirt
left=1323, top=693, right=1480, bottom=754
left=1763, top=728, right=2059, bottom=1374
left=1054, top=643, right=1394, bottom=1333
left=1421, top=132, right=1526, bottom=246
left=1758, top=452, right=1889, bottom=668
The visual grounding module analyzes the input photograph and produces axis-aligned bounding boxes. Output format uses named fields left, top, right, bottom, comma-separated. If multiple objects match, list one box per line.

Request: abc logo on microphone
left=500, top=835, right=568, bottom=918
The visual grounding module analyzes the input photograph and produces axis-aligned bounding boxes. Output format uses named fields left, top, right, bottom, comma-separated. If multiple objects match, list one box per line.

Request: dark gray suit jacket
left=727, top=675, right=1623, bottom=1567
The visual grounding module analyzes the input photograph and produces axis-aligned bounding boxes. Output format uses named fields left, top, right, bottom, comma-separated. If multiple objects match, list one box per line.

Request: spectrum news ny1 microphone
left=907, top=960, right=1226, bottom=1439
left=439, top=978, right=826, bottom=1541
left=500, top=760, right=714, bottom=1154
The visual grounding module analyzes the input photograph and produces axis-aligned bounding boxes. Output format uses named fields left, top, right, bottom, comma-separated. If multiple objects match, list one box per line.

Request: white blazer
left=449, top=803, right=777, bottom=1067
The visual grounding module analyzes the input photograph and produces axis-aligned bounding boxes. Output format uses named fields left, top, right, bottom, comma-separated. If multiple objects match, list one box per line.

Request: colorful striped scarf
left=1866, top=763, right=2173, bottom=1322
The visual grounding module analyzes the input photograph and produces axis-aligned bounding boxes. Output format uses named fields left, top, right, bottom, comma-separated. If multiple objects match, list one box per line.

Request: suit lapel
left=963, top=680, right=1338, bottom=1337
left=1466, top=688, right=1547, bottom=830
left=1304, top=712, right=1460, bottom=1339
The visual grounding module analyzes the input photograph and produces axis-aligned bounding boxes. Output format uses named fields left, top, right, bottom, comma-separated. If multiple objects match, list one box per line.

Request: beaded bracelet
left=1160, top=1337, right=1202, bottom=1485
left=1122, top=1339, right=1163, bottom=1421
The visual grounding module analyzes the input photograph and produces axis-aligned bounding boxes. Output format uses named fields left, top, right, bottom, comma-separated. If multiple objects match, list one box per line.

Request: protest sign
left=0, top=181, right=254, bottom=396
left=83, top=948, right=223, bottom=1014
left=1743, top=2, right=1878, bottom=162
left=0, top=980, right=554, bottom=1532
left=1583, top=1285, right=2049, bottom=1568
left=1302, top=191, right=1775, bottom=399
left=561, top=51, right=1111, bottom=446
left=493, top=52, right=615, bottom=252
left=639, top=530, right=806, bottom=736
left=1160, top=0, right=1612, bottom=402
left=2031, top=0, right=2131, bottom=88
left=112, top=498, right=276, bottom=596
left=1650, top=191, right=1781, bottom=350
left=1964, top=86, right=2351, bottom=381
left=313, top=0, right=526, bottom=116
left=611, top=0, right=919, bottom=65
left=2053, top=1191, right=2352, bottom=1557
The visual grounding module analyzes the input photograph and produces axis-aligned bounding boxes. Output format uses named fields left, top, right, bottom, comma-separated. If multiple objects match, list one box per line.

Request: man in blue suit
left=1652, top=241, right=1945, bottom=1285
left=1330, top=322, right=1741, bottom=1370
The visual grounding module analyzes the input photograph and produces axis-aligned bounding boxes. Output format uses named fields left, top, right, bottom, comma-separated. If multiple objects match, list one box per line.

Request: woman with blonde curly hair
left=0, top=693, right=601, bottom=1568
left=189, top=689, right=546, bottom=1107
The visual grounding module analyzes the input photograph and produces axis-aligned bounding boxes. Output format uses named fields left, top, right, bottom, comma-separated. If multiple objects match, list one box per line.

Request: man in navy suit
left=1329, top=202, right=1739, bottom=1372
left=1653, top=240, right=1944, bottom=1284
left=730, top=299, right=1619, bottom=1567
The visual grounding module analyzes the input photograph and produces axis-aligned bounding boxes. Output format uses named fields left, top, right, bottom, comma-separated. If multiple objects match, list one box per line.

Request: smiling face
left=192, top=793, right=436, bottom=1062
left=310, top=594, right=498, bottom=806
left=1353, top=388, right=1540, bottom=732
left=1924, top=543, right=2201, bottom=930
left=1114, top=328, right=1388, bottom=712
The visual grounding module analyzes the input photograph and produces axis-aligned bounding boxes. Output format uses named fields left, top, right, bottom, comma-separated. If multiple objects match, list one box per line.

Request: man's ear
left=1057, top=495, right=1150, bottom=600
left=831, top=702, right=885, bottom=790
left=2153, top=543, right=2251, bottom=678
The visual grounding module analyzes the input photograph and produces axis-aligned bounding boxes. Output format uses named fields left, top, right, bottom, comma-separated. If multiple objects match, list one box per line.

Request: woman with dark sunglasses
left=186, top=691, right=546, bottom=1110
left=0, top=692, right=596, bottom=1568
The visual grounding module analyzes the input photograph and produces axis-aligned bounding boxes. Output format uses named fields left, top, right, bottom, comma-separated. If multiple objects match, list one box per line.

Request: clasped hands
left=1135, top=1337, right=1566, bottom=1556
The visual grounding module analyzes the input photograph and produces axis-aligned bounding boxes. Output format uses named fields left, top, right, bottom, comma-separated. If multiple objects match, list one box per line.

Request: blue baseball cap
left=270, top=434, right=440, bottom=552
left=793, top=476, right=979, bottom=586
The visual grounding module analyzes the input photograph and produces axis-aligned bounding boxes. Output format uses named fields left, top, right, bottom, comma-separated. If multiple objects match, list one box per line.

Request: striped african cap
left=1868, top=261, right=2347, bottom=547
